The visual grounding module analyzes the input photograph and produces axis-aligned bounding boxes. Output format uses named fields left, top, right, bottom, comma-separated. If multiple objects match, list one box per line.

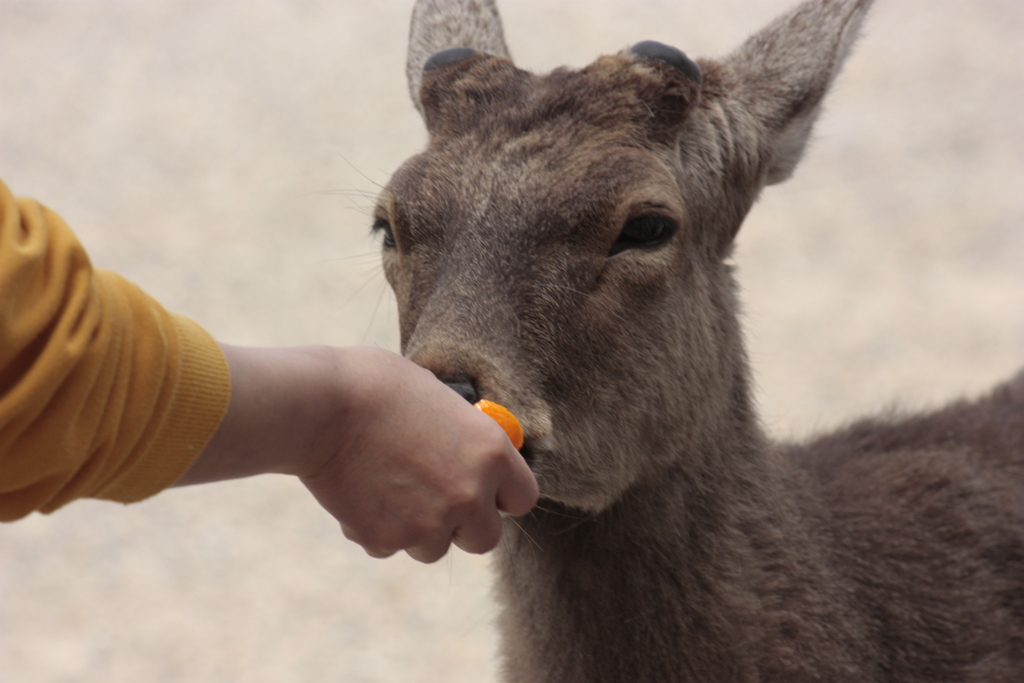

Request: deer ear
left=407, top=0, right=511, bottom=120
left=723, top=0, right=873, bottom=185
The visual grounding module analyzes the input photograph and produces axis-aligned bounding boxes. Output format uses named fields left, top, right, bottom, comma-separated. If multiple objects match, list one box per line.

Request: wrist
left=177, top=344, right=344, bottom=485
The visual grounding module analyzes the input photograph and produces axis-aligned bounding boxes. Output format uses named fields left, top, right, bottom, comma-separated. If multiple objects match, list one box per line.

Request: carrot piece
left=474, top=400, right=525, bottom=450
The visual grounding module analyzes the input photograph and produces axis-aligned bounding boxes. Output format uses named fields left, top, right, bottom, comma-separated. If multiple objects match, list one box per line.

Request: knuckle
left=361, top=518, right=405, bottom=554
left=482, top=442, right=510, bottom=470
left=408, top=541, right=450, bottom=564
left=456, top=518, right=502, bottom=555
left=449, top=482, right=483, bottom=512
left=408, top=512, right=447, bottom=542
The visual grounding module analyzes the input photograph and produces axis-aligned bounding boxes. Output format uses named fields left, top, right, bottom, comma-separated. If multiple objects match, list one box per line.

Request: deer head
left=375, top=0, right=872, bottom=512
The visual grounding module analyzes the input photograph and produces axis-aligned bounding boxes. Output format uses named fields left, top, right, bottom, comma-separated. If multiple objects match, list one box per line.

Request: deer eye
left=610, top=215, right=677, bottom=256
left=372, top=218, right=396, bottom=248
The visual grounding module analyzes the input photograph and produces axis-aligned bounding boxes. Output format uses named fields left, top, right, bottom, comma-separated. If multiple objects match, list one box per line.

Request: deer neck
left=493, top=403, right=862, bottom=682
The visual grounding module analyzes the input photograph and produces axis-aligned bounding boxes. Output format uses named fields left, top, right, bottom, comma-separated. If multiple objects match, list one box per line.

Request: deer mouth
left=440, top=380, right=541, bottom=467
left=519, top=439, right=537, bottom=467
left=520, top=430, right=560, bottom=474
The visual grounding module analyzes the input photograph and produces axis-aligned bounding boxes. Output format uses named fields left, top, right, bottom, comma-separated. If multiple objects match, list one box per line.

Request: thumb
left=495, top=448, right=539, bottom=516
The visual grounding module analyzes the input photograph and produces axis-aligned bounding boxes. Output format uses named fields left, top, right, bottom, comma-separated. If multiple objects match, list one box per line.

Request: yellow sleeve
left=0, top=180, right=231, bottom=521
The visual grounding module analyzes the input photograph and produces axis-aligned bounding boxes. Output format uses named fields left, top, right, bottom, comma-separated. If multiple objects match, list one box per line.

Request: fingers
left=451, top=505, right=504, bottom=555
left=405, top=538, right=452, bottom=564
left=495, top=447, right=540, bottom=517
left=310, top=348, right=540, bottom=564
left=376, top=504, right=504, bottom=562
left=342, top=493, right=508, bottom=562
left=341, top=522, right=397, bottom=559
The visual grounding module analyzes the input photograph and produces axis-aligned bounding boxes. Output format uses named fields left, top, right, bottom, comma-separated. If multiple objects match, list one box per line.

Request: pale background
left=1, top=1, right=1021, bottom=681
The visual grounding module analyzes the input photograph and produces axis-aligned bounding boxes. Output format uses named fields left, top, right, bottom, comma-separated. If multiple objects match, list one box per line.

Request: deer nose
left=442, top=375, right=479, bottom=404
left=406, top=345, right=486, bottom=403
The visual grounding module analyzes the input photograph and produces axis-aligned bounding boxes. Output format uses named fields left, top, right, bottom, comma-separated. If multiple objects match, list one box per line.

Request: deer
left=371, top=0, right=1024, bottom=680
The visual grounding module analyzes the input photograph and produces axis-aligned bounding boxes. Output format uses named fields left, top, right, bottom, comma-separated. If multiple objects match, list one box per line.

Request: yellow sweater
left=0, top=180, right=231, bottom=521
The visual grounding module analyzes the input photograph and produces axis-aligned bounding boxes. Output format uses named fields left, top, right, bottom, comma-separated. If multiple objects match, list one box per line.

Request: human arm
left=0, top=178, right=537, bottom=559
left=0, top=181, right=230, bottom=520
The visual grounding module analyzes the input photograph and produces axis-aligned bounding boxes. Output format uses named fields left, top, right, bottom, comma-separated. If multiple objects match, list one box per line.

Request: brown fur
left=374, top=0, right=1024, bottom=680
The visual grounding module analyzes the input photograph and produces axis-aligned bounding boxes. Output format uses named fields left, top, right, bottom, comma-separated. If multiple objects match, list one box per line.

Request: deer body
left=378, top=0, right=1024, bottom=680
left=495, top=376, right=1024, bottom=681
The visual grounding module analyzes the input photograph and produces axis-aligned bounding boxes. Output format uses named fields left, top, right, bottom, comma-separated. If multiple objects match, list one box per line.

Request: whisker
left=496, top=518, right=536, bottom=586
left=314, top=250, right=381, bottom=265
left=302, top=185, right=379, bottom=219
left=300, top=188, right=380, bottom=200
left=506, top=516, right=542, bottom=554
left=340, top=265, right=386, bottom=309
left=335, top=152, right=386, bottom=190
left=348, top=207, right=379, bottom=219
left=363, top=280, right=390, bottom=345
left=531, top=502, right=588, bottom=520
left=529, top=503, right=595, bottom=535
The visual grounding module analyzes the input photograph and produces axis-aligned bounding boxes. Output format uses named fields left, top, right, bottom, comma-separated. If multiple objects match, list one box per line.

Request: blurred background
left=1, top=1, right=1021, bottom=681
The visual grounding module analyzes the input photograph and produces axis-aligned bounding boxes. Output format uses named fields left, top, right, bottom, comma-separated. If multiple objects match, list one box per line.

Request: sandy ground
left=1, top=1, right=1022, bottom=681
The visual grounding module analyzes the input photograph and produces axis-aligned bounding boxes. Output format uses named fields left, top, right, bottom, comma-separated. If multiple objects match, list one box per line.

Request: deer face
left=380, top=0, right=872, bottom=511
left=376, top=49, right=750, bottom=511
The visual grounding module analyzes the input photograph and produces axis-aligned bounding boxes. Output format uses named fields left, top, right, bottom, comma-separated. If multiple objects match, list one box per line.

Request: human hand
left=177, top=345, right=538, bottom=563
left=300, top=347, right=537, bottom=562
